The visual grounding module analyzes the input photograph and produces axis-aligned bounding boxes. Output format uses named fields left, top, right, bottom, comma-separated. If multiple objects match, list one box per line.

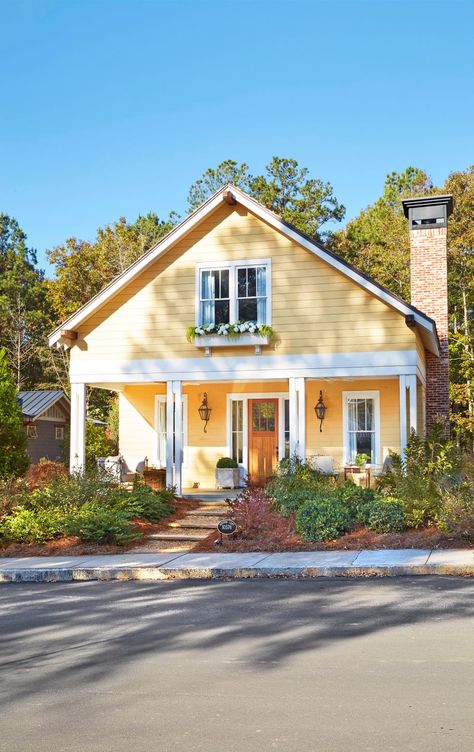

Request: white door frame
left=226, top=392, right=289, bottom=473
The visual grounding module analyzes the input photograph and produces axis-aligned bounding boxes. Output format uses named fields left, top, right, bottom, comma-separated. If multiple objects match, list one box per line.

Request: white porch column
left=289, top=377, right=305, bottom=461
left=289, top=378, right=299, bottom=459
left=407, top=375, right=418, bottom=436
left=70, top=383, right=86, bottom=474
left=296, top=377, right=306, bottom=461
left=173, top=380, right=183, bottom=497
left=399, top=375, right=407, bottom=459
left=165, top=380, right=174, bottom=488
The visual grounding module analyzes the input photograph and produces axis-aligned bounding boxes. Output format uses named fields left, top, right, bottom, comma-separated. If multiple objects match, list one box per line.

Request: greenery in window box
left=216, top=457, right=238, bottom=469
left=186, top=322, right=274, bottom=343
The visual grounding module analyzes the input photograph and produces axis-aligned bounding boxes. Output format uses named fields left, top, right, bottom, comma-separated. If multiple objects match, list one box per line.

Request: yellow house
left=48, top=186, right=452, bottom=495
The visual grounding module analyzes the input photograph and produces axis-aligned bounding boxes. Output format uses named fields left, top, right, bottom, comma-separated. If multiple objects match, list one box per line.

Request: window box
left=194, top=333, right=270, bottom=349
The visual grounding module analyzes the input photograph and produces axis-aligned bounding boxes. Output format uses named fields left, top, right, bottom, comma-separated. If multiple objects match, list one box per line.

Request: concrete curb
left=0, top=549, right=472, bottom=583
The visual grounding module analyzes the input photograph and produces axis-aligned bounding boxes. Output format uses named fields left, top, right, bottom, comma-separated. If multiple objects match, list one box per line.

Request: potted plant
left=215, top=457, right=240, bottom=489
left=354, top=453, right=369, bottom=468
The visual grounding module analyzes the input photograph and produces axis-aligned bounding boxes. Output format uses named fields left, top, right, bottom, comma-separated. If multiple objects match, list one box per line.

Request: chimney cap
left=402, top=194, right=453, bottom=219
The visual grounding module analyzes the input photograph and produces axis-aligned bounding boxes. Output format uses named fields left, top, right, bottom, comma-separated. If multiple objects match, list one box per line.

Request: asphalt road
left=0, top=577, right=473, bottom=752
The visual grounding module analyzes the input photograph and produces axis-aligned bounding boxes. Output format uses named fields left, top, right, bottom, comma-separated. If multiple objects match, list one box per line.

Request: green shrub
left=267, top=457, right=331, bottom=516
left=376, top=422, right=465, bottom=528
left=216, top=457, right=238, bottom=469
left=66, top=503, right=138, bottom=545
left=437, top=485, right=474, bottom=542
left=360, top=496, right=406, bottom=533
left=333, top=482, right=376, bottom=520
left=117, top=481, right=176, bottom=522
left=0, top=506, right=68, bottom=544
left=296, top=497, right=351, bottom=542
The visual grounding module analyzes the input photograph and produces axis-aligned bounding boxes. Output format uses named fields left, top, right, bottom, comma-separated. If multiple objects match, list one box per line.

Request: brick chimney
left=402, top=195, right=453, bottom=430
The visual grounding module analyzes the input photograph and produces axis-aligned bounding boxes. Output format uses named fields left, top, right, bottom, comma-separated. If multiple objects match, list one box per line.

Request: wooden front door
left=248, top=399, right=278, bottom=486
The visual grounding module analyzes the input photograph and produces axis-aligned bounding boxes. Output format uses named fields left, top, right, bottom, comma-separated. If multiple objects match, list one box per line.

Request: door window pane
left=252, top=401, right=275, bottom=432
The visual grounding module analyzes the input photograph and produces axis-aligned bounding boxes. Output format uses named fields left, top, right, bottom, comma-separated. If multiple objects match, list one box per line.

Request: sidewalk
left=0, top=548, right=472, bottom=582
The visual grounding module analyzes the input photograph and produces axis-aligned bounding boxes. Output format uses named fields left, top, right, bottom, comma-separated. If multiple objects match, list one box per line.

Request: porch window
left=284, top=399, right=290, bottom=458
left=198, top=262, right=269, bottom=326
left=343, top=391, right=380, bottom=465
left=155, top=397, right=187, bottom=468
left=231, top=400, right=244, bottom=464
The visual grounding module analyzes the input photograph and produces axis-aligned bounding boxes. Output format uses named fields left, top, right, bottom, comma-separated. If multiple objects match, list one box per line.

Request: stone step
left=148, top=531, right=210, bottom=541
left=171, top=519, right=218, bottom=530
left=187, top=508, right=228, bottom=517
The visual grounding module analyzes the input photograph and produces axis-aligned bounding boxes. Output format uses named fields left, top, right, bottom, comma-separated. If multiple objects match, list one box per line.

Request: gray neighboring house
left=18, top=390, right=70, bottom=465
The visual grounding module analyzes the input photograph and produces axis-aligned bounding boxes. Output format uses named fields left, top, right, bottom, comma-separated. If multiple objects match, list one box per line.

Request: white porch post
left=70, top=382, right=86, bottom=474
left=296, top=377, right=306, bottom=461
left=173, top=380, right=183, bottom=496
left=165, top=380, right=174, bottom=488
left=289, top=378, right=298, bottom=459
left=407, top=375, right=418, bottom=436
left=399, top=375, right=407, bottom=459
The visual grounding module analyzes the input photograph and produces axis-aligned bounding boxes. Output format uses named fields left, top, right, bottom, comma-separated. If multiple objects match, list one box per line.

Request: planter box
left=216, top=467, right=240, bottom=489
left=143, top=468, right=166, bottom=490
left=194, top=333, right=270, bottom=349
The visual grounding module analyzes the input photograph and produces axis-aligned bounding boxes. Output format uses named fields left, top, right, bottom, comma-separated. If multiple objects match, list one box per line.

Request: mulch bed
left=0, top=497, right=199, bottom=558
left=192, top=505, right=472, bottom=553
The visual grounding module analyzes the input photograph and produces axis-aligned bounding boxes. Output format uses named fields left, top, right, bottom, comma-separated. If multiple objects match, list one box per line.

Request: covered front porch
left=69, top=373, right=424, bottom=495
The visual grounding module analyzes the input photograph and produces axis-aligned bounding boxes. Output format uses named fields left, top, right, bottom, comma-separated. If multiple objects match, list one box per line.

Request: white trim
left=70, top=349, right=422, bottom=384
left=342, top=390, right=381, bottom=466
left=226, top=392, right=289, bottom=474
left=399, top=375, right=408, bottom=458
left=48, top=184, right=438, bottom=355
left=154, top=394, right=188, bottom=469
left=194, top=333, right=270, bottom=349
left=173, top=381, right=183, bottom=496
left=165, top=381, right=174, bottom=487
left=70, top=383, right=86, bottom=473
left=407, top=374, right=417, bottom=435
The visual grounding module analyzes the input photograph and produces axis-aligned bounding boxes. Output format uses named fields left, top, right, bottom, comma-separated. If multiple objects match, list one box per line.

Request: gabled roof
left=18, top=390, right=70, bottom=419
left=48, top=184, right=439, bottom=355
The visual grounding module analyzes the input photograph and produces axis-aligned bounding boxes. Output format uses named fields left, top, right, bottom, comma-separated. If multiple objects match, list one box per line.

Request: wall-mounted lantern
left=314, top=390, right=326, bottom=432
left=198, top=392, right=211, bottom=433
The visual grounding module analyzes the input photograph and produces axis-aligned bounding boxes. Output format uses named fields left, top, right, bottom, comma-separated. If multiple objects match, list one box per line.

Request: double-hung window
left=198, top=261, right=270, bottom=327
left=343, top=391, right=380, bottom=465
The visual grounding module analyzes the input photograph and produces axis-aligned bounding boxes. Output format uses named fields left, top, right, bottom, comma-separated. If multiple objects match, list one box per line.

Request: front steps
left=148, top=500, right=230, bottom=543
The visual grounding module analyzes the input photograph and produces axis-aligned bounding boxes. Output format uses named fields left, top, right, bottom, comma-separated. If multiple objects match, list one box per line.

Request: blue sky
left=1, top=0, right=473, bottom=274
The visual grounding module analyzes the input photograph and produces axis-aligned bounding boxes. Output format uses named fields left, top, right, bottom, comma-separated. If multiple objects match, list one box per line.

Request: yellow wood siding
left=70, top=203, right=417, bottom=370
left=119, top=379, right=400, bottom=487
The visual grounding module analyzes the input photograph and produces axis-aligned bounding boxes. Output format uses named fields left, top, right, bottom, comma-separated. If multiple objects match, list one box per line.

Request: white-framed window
left=27, top=425, right=38, bottom=439
left=231, top=399, right=244, bottom=464
left=55, top=426, right=64, bottom=440
left=342, top=391, right=380, bottom=466
left=196, top=259, right=271, bottom=327
left=154, top=396, right=188, bottom=468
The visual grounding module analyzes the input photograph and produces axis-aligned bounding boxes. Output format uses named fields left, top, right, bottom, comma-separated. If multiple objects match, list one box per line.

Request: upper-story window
left=198, top=261, right=270, bottom=327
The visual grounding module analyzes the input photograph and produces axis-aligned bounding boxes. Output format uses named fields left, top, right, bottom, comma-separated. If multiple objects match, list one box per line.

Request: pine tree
left=0, top=348, right=29, bottom=478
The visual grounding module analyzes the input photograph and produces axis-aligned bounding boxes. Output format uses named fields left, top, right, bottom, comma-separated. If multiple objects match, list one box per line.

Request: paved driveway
left=0, top=578, right=473, bottom=751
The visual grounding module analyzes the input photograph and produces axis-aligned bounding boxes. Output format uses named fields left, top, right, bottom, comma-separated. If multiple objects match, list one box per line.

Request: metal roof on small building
left=18, top=390, right=70, bottom=419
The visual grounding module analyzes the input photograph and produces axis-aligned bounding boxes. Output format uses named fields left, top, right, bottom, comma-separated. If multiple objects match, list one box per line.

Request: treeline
left=0, top=158, right=472, bottom=445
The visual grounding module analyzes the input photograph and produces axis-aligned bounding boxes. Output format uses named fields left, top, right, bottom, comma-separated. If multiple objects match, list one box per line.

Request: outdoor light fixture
left=198, top=392, right=211, bottom=433
left=314, top=390, right=326, bottom=432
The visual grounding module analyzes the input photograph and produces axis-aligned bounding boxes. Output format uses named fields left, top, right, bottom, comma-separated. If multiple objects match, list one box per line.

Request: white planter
left=215, top=467, right=240, bottom=489
left=195, top=334, right=270, bottom=349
